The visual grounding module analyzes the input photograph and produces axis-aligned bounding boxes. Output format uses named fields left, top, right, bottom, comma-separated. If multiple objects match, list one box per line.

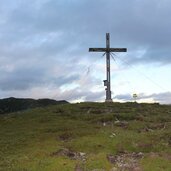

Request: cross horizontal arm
left=110, top=48, right=127, bottom=52
left=89, top=48, right=107, bottom=52
left=89, top=48, right=127, bottom=52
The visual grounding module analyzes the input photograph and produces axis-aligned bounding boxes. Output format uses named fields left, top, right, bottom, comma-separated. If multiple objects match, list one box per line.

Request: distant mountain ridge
left=0, top=97, right=68, bottom=114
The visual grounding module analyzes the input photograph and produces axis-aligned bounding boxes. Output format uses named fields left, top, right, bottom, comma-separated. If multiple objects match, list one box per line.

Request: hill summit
left=0, top=102, right=171, bottom=170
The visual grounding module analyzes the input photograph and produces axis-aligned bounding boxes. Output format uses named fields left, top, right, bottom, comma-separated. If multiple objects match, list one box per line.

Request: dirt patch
left=51, top=148, right=86, bottom=161
left=138, top=123, right=166, bottom=133
left=148, top=152, right=171, bottom=161
left=138, top=127, right=153, bottom=133
left=148, top=152, right=160, bottom=159
left=107, top=152, right=144, bottom=171
left=148, top=123, right=166, bottom=130
left=114, top=121, right=129, bottom=129
left=137, top=143, right=153, bottom=149
left=58, top=132, right=73, bottom=142
left=162, top=153, right=171, bottom=160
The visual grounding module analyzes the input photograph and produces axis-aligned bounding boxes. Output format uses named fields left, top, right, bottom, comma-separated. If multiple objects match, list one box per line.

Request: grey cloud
left=115, top=94, right=132, bottom=101
left=0, top=65, right=80, bottom=91
left=54, top=88, right=104, bottom=102
left=56, top=90, right=171, bottom=104
left=0, top=67, right=45, bottom=90
left=115, top=92, right=171, bottom=104
left=84, top=91, right=104, bottom=101
left=1, top=0, right=171, bottom=64
left=144, top=92, right=171, bottom=104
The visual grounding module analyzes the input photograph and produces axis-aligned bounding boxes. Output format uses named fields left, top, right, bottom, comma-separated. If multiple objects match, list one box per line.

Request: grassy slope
left=0, top=102, right=171, bottom=171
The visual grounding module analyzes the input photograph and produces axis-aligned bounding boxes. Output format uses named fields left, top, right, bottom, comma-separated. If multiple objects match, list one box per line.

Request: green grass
left=0, top=102, right=171, bottom=170
left=141, top=154, right=171, bottom=171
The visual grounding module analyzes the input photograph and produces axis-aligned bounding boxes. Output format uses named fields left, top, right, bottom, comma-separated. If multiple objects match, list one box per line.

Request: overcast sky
left=0, top=0, right=171, bottom=104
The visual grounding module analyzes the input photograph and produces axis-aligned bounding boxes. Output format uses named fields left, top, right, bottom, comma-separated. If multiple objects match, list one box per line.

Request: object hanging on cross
left=89, top=33, right=127, bottom=102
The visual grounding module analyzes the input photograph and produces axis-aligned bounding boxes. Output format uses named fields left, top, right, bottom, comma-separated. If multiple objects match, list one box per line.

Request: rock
left=107, top=154, right=117, bottom=164
left=110, top=167, right=117, bottom=171
left=51, top=148, right=86, bottom=161
left=107, top=152, right=144, bottom=171
left=115, top=121, right=129, bottom=128
left=79, top=152, right=86, bottom=161
left=110, top=132, right=116, bottom=138
left=114, top=120, right=120, bottom=124
left=79, top=152, right=86, bottom=157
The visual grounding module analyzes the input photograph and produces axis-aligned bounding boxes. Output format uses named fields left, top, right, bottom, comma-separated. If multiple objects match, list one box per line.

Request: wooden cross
left=89, top=33, right=127, bottom=102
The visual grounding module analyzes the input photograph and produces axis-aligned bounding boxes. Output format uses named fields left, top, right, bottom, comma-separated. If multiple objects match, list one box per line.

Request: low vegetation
left=0, top=102, right=171, bottom=170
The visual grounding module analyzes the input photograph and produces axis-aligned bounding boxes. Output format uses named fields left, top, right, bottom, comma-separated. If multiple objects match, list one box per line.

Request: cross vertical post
left=89, top=33, right=127, bottom=102
left=105, top=33, right=112, bottom=102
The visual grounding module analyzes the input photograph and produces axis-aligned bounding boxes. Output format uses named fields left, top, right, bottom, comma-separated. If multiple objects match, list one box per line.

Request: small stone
left=107, top=154, right=117, bottom=164
left=79, top=152, right=86, bottom=157
left=110, top=167, right=117, bottom=171
left=112, top=133, right=116, bottom=136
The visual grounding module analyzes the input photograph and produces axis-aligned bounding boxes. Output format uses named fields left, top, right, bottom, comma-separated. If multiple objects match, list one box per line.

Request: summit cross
left=89, top=33, right=127, bottom=102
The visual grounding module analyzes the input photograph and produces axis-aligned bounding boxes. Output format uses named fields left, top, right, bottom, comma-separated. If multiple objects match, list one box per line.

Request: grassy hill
left=0, top=97, right=68, bottom=114
left=0, top=102, right=171, bottom=171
